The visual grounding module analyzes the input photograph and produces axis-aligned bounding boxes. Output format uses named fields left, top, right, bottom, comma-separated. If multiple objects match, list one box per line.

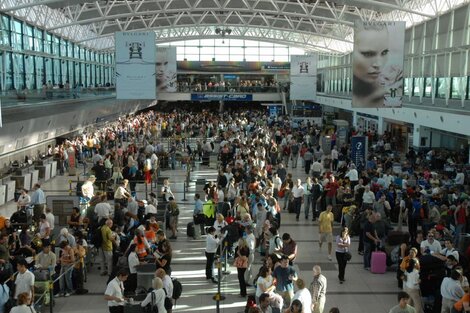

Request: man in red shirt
left=325, top=176, right=339, bottom=207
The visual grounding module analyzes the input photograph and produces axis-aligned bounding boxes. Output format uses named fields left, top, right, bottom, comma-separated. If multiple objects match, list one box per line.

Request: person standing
left=311, top=178, right=323, bottom=221
left=205, top=226, right=220, bottom=283
left=101, top=219, right=116, bottom=276
left=14, top=259, right=34, bottom=301
left=310, top=265, right=327, bottom=313
left=330, top=146, right=339, bottom=172
left=30, top=183, right=46, bottom=224
left=57, top=240, right=75, bottom=297
left=363, top=213, right=380, bottom=270
left=272, top=255, right=298, bottom=308
left=440, top=270, right=465, bottom=313
left=166, top=197, right=179, bottom=239
left=303, top=177, right=313, bottom=220
left=235, top=238, right=250, bottom=297
left=193, top=193, right=204, bottom=239
left=245, top=225, right=256, bottom=286
left=335, top=227, right=351, bottom=284
left=403, top=259, right=423, bottom=313
left=104, top=269, right=129, bottom=313
left=388, top=292, right=416, bottom=313
left=293, top=278, right=312, bottom=313
left=318, top=205, right=334, bottom=261
left=291, top=179, right=304, bottom=221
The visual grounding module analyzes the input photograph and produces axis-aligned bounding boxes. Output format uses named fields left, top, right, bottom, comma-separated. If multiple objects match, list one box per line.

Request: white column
left=377, top=116, right=384, bottom=135
left=412, top=124, right=421, bottom=148
left=352, top=111, right=358, bottom=129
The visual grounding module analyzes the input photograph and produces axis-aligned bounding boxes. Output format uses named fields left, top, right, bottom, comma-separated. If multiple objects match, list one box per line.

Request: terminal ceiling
left=0, top=0, right=467, bottom=53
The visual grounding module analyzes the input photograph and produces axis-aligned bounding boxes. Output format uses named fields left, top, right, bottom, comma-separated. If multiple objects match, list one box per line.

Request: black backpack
left=172, top=278, right=182, bottom=303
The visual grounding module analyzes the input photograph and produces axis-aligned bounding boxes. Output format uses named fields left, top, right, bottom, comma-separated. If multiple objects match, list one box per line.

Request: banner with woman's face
left=352, top=21, right=405, bottom=108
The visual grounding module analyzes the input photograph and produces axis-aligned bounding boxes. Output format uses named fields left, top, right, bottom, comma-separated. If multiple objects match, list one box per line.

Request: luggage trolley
left=33, top=267, right=54, bottom=309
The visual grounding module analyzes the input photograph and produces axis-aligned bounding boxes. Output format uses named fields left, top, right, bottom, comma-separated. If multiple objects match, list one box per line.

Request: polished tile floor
left=0, top=162, right=402, bottom=313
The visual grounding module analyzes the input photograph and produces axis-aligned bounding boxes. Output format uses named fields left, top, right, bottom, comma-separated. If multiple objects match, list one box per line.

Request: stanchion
left=68, top=180, right=73, bottom=196
left=222, top=241, right=231, bottom=275
left=49, top=281, right=53, bottom=313
left=182, top=182, right=188, bottom=201
left=212, top=258, right=225, bottom=313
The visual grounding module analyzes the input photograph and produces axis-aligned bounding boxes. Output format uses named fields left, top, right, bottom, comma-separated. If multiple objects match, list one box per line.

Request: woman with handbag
left=335, top=227, right=351, bottom=284
left=140, top=277, right=166, bottom=313
left=234, top=238, right=250, bottom=297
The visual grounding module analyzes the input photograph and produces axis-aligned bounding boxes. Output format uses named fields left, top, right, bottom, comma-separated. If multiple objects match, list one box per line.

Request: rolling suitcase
left=187, top=222, right=195, bottom=238
left=371, top=250, right=387, bottom=274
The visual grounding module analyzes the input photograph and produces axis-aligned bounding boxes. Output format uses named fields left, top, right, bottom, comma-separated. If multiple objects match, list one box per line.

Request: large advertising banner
left=352, top=21, right=405, bottom=108
left=115, top=31, right=156, bottom=99
left=290, top=55, right=317, bottom=100
left=157, top=46, right=177, bottom=92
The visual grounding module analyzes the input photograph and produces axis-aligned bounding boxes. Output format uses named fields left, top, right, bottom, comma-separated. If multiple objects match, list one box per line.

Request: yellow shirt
left=318, top=211, right=334, bottom=233
left=101, top=225, right=113, bottom=251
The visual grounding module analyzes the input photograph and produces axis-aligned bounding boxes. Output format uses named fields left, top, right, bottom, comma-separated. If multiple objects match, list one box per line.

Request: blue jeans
left=304, top=195, right=312, bottom=218
left=59, top=264, right=73, bottom=294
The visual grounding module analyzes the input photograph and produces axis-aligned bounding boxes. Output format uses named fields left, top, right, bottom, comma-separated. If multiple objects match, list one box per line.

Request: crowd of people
left=177, top=79, right=280, bottom=93
left=0, top=106, right=469, bottom=313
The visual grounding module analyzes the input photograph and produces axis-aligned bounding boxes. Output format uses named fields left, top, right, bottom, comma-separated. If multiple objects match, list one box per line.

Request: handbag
left=233, top=256, right=248, bottom=268
left=344, top=250, right=352, bottom=262
left=144, top=291, right=158, bottom=313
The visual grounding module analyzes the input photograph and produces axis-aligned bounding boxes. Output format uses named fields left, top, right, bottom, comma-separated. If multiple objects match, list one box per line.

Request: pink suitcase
left=371, top=251, right=387, bottom=274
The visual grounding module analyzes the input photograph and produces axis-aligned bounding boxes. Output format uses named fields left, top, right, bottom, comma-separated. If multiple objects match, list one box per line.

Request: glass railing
left=175, top=84, right=282, bottom=93
left=0, top=87, right=116, bottom=108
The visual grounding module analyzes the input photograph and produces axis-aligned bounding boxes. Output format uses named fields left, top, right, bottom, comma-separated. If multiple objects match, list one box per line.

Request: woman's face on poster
left=353, top=28, right=389, bottom=85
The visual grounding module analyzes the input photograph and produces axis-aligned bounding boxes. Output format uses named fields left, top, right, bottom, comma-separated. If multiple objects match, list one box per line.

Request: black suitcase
left=187, top=222, right=195, bottom=238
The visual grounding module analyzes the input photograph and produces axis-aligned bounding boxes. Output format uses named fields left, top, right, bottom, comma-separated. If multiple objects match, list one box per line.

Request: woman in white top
left=335, top=227, right=351, bottom=284
left=403, top=258, right=423, bottom=313
left=16, top=189, right=31, bottom=209
left=141, top=277, right=166, bottom=313
left=255, top=266, right=283, bottom=309
left=11, top=292, right=36, bottom=313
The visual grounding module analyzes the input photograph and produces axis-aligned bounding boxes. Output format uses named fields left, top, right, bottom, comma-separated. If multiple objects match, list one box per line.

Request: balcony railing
left=0, top=87, right=116, bottom=108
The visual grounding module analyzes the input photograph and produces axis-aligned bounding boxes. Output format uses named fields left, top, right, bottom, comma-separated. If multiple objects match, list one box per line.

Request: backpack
left=91, top=226, right=103, bottom=247
left=172, top=278, right=182, bottom=303
left=163, top=289, right=173, bottom=310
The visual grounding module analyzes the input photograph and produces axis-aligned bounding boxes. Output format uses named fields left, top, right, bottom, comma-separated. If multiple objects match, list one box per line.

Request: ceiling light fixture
left=215, top=27, right=232, bottom=44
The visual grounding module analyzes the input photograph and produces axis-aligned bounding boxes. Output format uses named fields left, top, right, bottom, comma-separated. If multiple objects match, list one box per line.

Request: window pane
left=229, top=39, right=244, bottom=46
left=230, top=54, right=244, bottom=61
left=185, top=40, right=199, bottom=46
left=424, top=77, right=432, bottom=97
left=230, top=47, right=244, bottom=55
left=203, top=47, right=215, bottom=54
left=413, top=78, right=421, bottom=96
left=245, top=47, right=258, bottom=55
left=176, top=46, right=185, bottom=56
left=185, top=54, right=199, bottom=61
left=289, top=47, right=305, bottom=55
left=437, top=77, right=449, bottom=98
left=260, top=47, right=273, bottom=55
left=260, top=41, right=272, bottom=47
left=245, top=55, right=259, bottom=61
left=200, top=54, right=214, bottom=61
left=216, top=54, right=230, bottom=61
left=185, top=46, right=199, bottom=54
left=259, top=55, right=273, bottom=62
left=275, top=55, right=288, bottom=62
left=274, top=47, right=288, bottom=55
left=215, top=47, right=229, bottom=55
left=451, top=77, right=465, bottom=98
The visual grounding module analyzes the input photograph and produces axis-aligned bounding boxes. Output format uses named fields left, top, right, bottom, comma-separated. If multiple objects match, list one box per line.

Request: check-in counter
left=50, top=161, right=57, bottom=178
left=0, top=185, right=6, bottom=206
left=10, top=173, right=32, bottom=190
left=30, top=169, right=39, bottom=188
left=3, top=179, right=16, bottom=202
left=35, top=158, right=53, bottom=181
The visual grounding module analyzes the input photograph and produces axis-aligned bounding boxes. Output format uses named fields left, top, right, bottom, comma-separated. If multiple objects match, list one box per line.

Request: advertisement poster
left=352, top=21, right=405, bottom=108
left=115, top=31, right=156, bottom=99
left=350, top=136, right=368, bottom=172
left=290, top=54, right=317, bottom=100
left=157, top=46, right=177, bottom=92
